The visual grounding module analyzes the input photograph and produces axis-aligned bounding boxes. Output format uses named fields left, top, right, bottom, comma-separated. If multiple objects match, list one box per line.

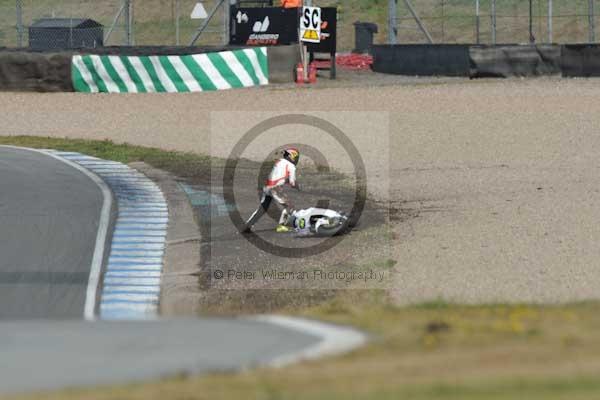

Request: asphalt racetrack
left=0, top=147, right=103, bottom=318
left=0, top=147, right=363, bottom=394
left=0, top=318, right=319, bottom=394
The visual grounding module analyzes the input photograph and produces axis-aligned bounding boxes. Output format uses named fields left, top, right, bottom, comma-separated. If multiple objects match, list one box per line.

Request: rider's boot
left=276, top=224, right=290, bottom=233
left=276, top=209, right=292, bottom=232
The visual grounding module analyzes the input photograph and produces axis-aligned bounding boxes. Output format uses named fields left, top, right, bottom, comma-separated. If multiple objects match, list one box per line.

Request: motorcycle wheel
left=314, top=217, right=351, bottom=237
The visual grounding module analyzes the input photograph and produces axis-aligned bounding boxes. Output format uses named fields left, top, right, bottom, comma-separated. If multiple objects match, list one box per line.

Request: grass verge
left=0, top=136, right=215, bottom=178
left=6, top=297, right=600, bottom=400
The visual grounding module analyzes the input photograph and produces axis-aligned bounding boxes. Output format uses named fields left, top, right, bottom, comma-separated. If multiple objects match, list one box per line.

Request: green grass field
left=1, top=0, right=600, bottom=50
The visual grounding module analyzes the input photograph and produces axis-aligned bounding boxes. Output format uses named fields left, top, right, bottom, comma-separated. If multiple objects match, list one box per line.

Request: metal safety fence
left=0, top=0, right=228, bottom=49
left=2, top=1, right=599, bottom=50
left=388, top=0, right=600, bottom=45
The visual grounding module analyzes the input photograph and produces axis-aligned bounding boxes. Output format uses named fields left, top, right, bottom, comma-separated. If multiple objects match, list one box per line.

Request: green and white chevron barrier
left=72, top=47, right=268, bottom=93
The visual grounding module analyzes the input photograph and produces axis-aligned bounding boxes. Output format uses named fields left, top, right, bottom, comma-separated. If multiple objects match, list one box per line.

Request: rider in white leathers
left=244, top=148, right=300, bottom=233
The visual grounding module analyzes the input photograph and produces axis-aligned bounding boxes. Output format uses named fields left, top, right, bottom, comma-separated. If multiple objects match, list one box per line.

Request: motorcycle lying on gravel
left=285, top=207, right=353, bottom=237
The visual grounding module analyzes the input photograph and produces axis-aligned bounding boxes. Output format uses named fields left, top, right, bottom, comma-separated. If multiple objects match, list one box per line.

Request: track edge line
left=249, top=315, right=368, bottom=367
left=0, top=146, right=113, bottom=321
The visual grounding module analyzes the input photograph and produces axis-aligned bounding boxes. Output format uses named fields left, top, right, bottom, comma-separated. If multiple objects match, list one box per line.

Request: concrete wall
left=561, top=44, right=600, bottom=77
left=268, top=44, right=300, bottom=84
left=372, top=44, right=595, bottom=78
left=0, top=45, right=299, bottom=92
left=371, top=44, right=470, bottom=77
left=470, top=45, right=561, bottom=78
left=0, top=52, right=72, bottom=92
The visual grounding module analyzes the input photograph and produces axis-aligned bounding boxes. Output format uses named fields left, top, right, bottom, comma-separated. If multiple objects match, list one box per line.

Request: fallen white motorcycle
left=286, top=207, right=352, bottom=237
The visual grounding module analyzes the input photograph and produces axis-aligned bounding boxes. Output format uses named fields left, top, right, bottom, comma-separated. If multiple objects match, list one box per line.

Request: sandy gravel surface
left=2, top=75, right=600, bottom=304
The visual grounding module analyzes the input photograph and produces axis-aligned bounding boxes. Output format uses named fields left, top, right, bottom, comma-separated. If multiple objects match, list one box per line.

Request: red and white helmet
left=283, top=147, right=300, bottom=165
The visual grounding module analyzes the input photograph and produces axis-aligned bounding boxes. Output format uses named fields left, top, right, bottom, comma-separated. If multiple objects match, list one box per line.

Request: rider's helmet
left=283, top=147, right=300, bottom=165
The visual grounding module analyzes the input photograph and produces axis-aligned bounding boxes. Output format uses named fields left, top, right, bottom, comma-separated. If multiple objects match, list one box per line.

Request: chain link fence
left=0, top=0, right=227, bottom=49
left=2, top=1, right=600, bottom=49
left=390, top=0, right=600, bottom=44
left=133, top=0, right=227, bottom=46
